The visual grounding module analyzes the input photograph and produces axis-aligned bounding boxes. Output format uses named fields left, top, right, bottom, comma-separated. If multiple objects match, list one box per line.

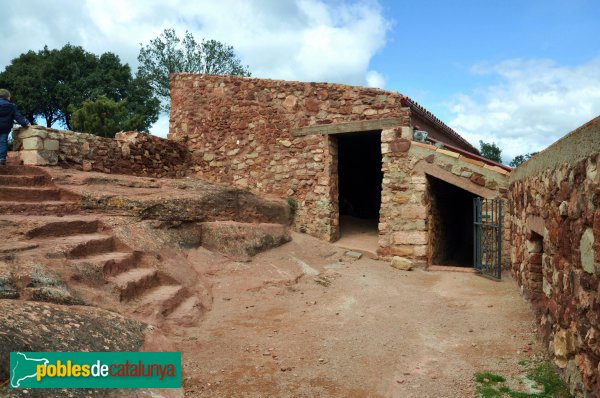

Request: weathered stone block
left=400, top=126, right=412, bottom=139
left=393, top=231, right=428, bottom=245
left=436, top=148, right=460, bottom=159
left=392, top=194, right=410, bottom=204
left=20, top=150, right=57, bottom=166
left=22, top=137, right=44, bottom=150
left=543, top=277, right=552, bottom=297
left=390, top=256, right=412, bottom=271
left=399, top=204, right=427, bottom=219
left=43, top=139, right=59, bottom=151
left=580, top=228, right=596, bottom=274
left=530, top=252, right=543, bottom=265
left=203, top=153, right=215, bottom=161
left=16, top=127, right=48, bottom=139
left=200, top=222, right=291, bottom=262
left=387, top=246, right=414, bottom=257
left=470, top=172, right=486, bottom=186
left=554, top=328, right=577, bottom=368
left=381, top=129, right=397, bottom=143
left=390, top=138, right=411, bottom=153
left=82, top=160, right=93, bottom=172
left=413, top=245, right=427, bottom=257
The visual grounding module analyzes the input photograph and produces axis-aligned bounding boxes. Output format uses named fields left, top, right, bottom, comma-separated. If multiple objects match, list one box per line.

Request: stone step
left=109, top=268, right=160, bottom=302
left=166, top=295, right=202, bottom=323
left=0, top=174, right=51, bottom=187
left=0, top=187, right=61, bottom=202
left=44, top=233, right=116, bottom=259
left=69, top=251, right=137, bottom=277
left=135, top=285, right=186, bottom=319
left=26, top=219, right=99, bottom=239
left=0, top=165, right=50, bottom=176
left=0, top=241, right=39, bottom=254
left=0, top=201, right=81, bottom=215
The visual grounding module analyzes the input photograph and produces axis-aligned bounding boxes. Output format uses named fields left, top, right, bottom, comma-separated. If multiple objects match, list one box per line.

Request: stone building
left=169, top=74, right=510, bottom=265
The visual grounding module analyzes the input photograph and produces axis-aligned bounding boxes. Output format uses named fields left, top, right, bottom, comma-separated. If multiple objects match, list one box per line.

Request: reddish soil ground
left=172, top=232, right=542, bottom=398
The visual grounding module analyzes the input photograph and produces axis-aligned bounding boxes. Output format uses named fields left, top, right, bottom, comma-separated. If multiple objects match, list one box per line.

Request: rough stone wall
left=169, top=73, right=508, bottom=256
left=378, top=139, right=509, bottom=261
left=509, top=116, right=600, bottom=397
left=14, top=126, right=189, bottom=178
left=169, top=73, right=409, bottom=240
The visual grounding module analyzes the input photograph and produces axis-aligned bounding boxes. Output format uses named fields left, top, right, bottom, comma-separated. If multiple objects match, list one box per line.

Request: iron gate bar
left=473, top=197, right=502, bottom=280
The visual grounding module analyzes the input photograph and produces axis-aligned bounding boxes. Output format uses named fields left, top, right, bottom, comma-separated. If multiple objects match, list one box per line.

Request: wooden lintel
left=291, top=117, right=403, bottom=137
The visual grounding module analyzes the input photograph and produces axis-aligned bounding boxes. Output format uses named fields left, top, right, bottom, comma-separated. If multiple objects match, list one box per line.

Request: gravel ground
left=171, top=232, right=543, bottom=398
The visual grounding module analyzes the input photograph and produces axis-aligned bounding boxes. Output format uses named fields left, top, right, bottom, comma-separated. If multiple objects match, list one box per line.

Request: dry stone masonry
left=169, top=74, right=410, bottom=241
left=169, top=74, right=509, bottom=262
left=509, top=116, right=600, bottom=397
left=13, top=126, right=189, bottom=178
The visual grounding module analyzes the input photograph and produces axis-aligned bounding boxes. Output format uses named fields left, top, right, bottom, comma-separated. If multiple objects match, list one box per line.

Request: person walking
left=0, top=89, right=31, bottom=165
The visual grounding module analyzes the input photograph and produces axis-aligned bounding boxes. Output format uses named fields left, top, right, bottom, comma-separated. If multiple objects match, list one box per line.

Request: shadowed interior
left=428, top=175, right=477, bottom=267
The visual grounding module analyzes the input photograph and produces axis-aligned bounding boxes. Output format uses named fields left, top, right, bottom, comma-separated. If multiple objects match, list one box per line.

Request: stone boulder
left=390, top=256, right=413, bottom=271
left=200, top=221, right=291, bottom=261
left=76, top=181, right=291, bottom=225
left=0, top=262, right=18, bottom=299
left=11, top=261, right=84, bottom=305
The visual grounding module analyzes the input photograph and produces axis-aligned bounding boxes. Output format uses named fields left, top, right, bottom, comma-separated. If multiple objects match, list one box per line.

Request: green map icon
left=10, top=352, right=49, bottom=388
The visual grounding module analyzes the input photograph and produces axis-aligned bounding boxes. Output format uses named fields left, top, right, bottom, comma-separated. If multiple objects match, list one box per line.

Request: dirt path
left=171, top=232, right=542, bottom=398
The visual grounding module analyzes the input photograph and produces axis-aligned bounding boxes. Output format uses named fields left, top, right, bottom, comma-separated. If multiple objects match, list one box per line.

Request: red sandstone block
left=411, top=141, right=437, bottom=151
left=460, top=156, right=485, bottom=167
left=528, top=271, right=543, bottom=281
left=530, top=253, right=543, bottom=265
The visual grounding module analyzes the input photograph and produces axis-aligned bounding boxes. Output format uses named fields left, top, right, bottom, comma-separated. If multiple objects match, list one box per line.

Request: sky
left=1, top=0, right=600, bottom=163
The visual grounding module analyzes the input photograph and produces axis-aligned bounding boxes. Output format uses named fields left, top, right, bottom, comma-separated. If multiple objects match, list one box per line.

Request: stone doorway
left=427, top=175, right=478, bottom=267
left=334, top=131, right=382, bottom=255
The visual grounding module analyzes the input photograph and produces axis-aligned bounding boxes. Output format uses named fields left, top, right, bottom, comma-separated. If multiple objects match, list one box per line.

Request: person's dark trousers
left=0, top=132, right=9, bottom=164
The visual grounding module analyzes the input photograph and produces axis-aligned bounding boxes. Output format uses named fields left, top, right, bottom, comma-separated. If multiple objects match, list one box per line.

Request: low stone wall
left=509, top=116, right=600, bottom=397
left=13, top=126, right=189, bottom=178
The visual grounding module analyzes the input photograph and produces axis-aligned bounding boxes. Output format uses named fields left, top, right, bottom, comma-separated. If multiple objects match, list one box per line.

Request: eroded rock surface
left=0, top=300, right=146, bottom=397
left=200, top=221, right=291, bottom=261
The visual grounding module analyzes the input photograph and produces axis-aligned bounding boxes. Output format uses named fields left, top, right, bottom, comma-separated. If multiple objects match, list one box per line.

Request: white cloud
left=365, top=70, right=385, bottom=88
left=1, top=0, right=390, bottom=137
left=447, top=57, right=600, bottom=163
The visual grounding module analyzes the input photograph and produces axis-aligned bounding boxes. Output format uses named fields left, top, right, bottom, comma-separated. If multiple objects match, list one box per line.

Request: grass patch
left=476, top=372, right=506, bottom=384
left=475, top=361, right=572, bottom=398
left=287, top=197, right=298, bottom=220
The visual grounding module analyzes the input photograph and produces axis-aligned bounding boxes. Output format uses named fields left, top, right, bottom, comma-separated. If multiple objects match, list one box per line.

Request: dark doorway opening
left=337, top=131, right=382, bottom=237
left=427, top=175, right=478, bottom=267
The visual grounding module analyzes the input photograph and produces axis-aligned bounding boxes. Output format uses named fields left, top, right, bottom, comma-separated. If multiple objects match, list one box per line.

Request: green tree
left=509, top=152, right=539, bottom=168
left=0, top=49, right=59, bottom=125
left=479, top=140, right=502, bottom=163
left=70, top=96, right=123, bottom=138
left=137, top=28, right=250, bottom=112
left=0, top=44, right=158, bottom=131
left=71, top=79, right=159, bottom=138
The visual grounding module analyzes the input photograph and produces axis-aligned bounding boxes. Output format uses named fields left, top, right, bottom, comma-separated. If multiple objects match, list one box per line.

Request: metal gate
left=473, top=198, right=502, bottom=280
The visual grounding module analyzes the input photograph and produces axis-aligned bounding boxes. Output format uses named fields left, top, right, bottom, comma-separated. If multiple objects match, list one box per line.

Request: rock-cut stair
left=0, top=165, right=80, bottom=215
left=25, top=217, right=193, bottom=325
